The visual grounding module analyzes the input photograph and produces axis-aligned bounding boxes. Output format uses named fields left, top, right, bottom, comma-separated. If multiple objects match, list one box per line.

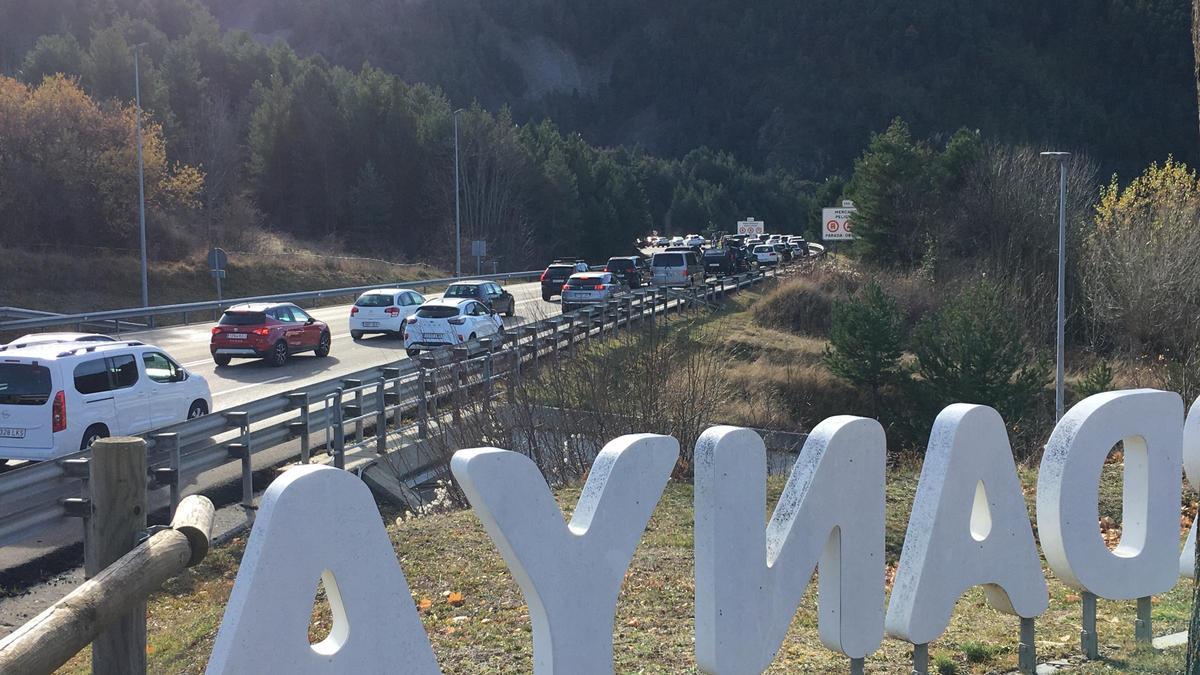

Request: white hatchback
left=403, top=298, right=503, bottom=357
left=349, top=288, right=426, bottom=340
left=0, top=340, right=212, bottom=461
left=684, top=234, right=705, bottom=248
left=753, top=244, right=780, bottom=266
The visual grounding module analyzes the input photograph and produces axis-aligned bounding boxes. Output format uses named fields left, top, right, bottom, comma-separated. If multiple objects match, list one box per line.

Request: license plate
left=227, top=333, right=247, bottom=340
left=0, top=427, right=26, bottom=439
left=362, top=321, right=380, bottom=327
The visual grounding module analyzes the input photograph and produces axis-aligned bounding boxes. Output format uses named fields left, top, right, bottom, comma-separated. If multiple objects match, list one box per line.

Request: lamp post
left=1040, top=151, right=1070, bottom=421
left=453, top=108, right=465, bottom=277
left=134, top=43, right=149, bottom=307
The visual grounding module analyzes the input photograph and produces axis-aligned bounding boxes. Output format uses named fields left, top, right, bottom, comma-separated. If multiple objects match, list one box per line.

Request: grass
left=53, top=464, right=1192, bottom=674
left=0, top=246, right=445, bottom=316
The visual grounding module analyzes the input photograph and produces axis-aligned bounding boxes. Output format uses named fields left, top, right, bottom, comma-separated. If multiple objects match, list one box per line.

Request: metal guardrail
left=0, top=269, right=548, bottom=335
left=0, top=263, right=800, bottom=550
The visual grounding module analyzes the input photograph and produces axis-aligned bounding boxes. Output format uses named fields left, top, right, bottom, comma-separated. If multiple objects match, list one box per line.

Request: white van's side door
left=142, top=351, right=188, bottom=429
left=107, top=353, right=151, bottom=435
left=71, top=357, right=120, bottom=440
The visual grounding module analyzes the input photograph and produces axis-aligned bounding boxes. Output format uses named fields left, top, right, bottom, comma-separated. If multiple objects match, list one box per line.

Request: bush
left=752, top=267, right=859, bottom=336
left=1072, top=360, right=1114, bottom=402
left=823, top=281, right=904, bottom=415
left=911, top=281, right=1051, bottom=452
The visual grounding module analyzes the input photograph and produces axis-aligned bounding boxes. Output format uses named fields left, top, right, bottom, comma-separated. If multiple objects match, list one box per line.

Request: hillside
left=198, top=0, right=1197, bottom=179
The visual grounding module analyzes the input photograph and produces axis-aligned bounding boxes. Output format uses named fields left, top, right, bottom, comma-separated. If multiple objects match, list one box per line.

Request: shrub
left=823, top=282, right=904, bottom=415
left=911, top=281, right=1051, bottom=452
left=1072, top=360, right=1114, bottom=402
left=751, top=266, right=859, bottom=336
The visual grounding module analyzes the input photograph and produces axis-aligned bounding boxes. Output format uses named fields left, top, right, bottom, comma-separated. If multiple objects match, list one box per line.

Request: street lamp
left=133, top=43, right=149, bottom=307
left=453, top=108, right=465, bottom=277
left=1040, top=151, right=1070, bottom=421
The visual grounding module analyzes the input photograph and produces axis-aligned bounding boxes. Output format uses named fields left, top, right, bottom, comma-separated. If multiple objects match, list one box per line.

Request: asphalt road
left=124, top=280, right=559, bottom=410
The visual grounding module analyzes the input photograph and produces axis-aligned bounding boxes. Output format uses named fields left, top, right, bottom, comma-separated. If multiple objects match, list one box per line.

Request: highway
left=121, top=280, right=558, bottom=410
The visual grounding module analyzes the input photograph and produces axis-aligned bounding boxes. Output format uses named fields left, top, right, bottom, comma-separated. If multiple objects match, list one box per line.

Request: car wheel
left=213, top=354, right=231, bottom=367
left=505, top=301, right=514, bottom=317
left=351, top=330, right=364, bottom=340
left=80, top=424, right=108, bottom=451
left=268, top=340, right=289, bottom=367
left=542, top=291, right=552, bottom=302
left=188, top=400, right=209, bottom=419
left=314, top=331, right=331, bottom=357
left=406, top=348, right=420, bottom=358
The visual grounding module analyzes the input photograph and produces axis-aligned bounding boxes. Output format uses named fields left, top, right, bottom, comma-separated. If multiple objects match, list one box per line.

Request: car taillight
left=253, top=327, right=270, bottom=336
left=350, top=306, right=359, bottom=316
left=594, top=284, right=606, bottom=290
left=406, top=316, right=418, bottom=324
left=385, top=307, right=400, bottom=317
left=540, top=271, right=549, bottom=281
left=448, top=317, right=466, bottom=325
left=562, top=284, right=569, bottom=292
left=211, top=327, right=221, bottom=335
left=52, top=390, right=66, bottom=433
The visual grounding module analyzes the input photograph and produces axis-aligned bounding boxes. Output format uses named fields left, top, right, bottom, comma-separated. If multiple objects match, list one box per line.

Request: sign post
left=207, top=247, right=228, bottom=303
left=736, top=218, right=764, bottom=237
left=471, top=240, right=487, bottom=276
left=821, top=201, right=857, bottom=242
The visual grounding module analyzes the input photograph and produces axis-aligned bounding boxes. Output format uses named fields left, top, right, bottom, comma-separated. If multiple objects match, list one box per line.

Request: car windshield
left=652, top=253, right=685, bottom=267
left=606, top=259, right=633, bottom=270
left=416, top=305, right=461, bottom=319
left=703, top=250, right=726, bottom=259
left=545, top=265, right=574, bottom=277
left=219, top=311, right=266, bottom=326
left=444, top=285, right=478, bottom=298
left=755, top=246, right=772, bottom=253
left=355, top=294, right=394, bottom=307
left=566, top=277, right=602, bottom=287
left=0, top=363, right=52, bottom=405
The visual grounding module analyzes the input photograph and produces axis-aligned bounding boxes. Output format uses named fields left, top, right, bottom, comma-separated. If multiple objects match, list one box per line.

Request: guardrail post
left=911, top=643, right=928, bottom=675
left=344, top=379, right=364, bottom=444
left=1135, top=595, right=1152, bottom=643
left=480, top=337, right=495, bottom=400
left=1081, top=591, right=1099, bottom=659
left=287, top=392, right=311, bottom=463
left=224, top=412, right=255, bottom=522
left=86, top=437, right=147, bottom=675
left=1018, top=616, right=1036, bottom=674
left=375, top=378, right=388, bottom=455
left=331, top=389, right=345, bottom=469
left=151, top=433, right=181, bottom=518
left=452, top=346, right=469, bottom=425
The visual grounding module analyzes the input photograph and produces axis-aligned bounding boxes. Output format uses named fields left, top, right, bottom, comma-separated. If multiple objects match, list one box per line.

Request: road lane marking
left=214, top=376, right=292, bottom=398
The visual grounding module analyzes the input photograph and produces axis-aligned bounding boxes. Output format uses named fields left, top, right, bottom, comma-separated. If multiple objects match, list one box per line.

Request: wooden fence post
left=86, top=437, right=148, bottom=675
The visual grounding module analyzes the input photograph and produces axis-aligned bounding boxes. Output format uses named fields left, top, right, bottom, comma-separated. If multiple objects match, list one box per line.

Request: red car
left=210, top=302, right=331, bottom=367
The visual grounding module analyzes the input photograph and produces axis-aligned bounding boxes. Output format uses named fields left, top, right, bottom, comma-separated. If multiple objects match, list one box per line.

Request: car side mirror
left=305, top=318, right=315, bottom=325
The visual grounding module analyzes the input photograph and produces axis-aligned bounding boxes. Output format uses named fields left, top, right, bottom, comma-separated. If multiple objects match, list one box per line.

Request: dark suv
left=444, top=281, right=516, bottom=316
left=540, top=260, right=589, bottom=301
left=210, top=302, right=331, bottom=367
left=604, top=256, right=649, bottom=288
left=702, top=248, right=739, bottom=277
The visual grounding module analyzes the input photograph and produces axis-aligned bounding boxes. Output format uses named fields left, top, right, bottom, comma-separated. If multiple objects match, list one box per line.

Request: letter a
left=885, top=404, right=1048, bottom=645
left=1181, top=396, right=1200, bottom=578
left=207, top=465, right=440, bottom=674
left=451, top=434, right=678, bottom=675
left=694, top=419, right=885, bottom=674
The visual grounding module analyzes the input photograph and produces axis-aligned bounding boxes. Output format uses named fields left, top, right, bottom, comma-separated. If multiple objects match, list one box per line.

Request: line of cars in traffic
left=0, top=239, right=806, bottom=462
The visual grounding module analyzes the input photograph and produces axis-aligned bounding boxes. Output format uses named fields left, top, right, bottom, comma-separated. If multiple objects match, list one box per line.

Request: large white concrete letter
left=694, top=419, right=885, bottom=673
left=885, top=405, right=1048, bottom=645
left=207, top=465, right=440, bottom=674
left=450, top=434, right=678, bottom=675
left=1180, top=396, right=1199, bottom=578
left=1038, top=389, right=1183, bottom=599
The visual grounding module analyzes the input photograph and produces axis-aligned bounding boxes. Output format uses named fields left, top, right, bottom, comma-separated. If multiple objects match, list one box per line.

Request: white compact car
left=669, top=236, right=685, bottom=246
left=3, top=332, right=115, bottom=349
left=753, top=244, right=780, bottom=266
left=684, top=234, right=705, bottom=248
left=349, top=288, right=427, bottom=340
left=403, top=298, right=503, bottom=357
left=0, top=340, right=212, bottom=461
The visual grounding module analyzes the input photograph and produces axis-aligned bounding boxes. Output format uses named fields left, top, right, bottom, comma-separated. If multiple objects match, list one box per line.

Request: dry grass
left=54, top=465, right=1191, bottom=674
left=0, top=246, right=445, bottom=316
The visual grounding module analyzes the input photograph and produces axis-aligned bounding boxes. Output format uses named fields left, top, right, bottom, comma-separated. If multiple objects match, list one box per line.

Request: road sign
left=737, top=218, right=764, bottom=236
left=471, top=240, right=487, bottom=257
left=821, top=205, right=857, bottom=241
left=207, top=247, right=228, bottom=271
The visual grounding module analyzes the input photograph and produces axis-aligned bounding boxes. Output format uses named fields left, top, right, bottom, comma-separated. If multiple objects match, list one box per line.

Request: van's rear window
left=652, top=253, right=684, bottom=267
left=219, top=312, right=266, bottom=326
left=0, top=363, right=52, bottom=405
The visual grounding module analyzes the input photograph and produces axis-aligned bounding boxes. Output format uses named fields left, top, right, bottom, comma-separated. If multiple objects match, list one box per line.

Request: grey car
left=561, top=272, right=627, bottom=312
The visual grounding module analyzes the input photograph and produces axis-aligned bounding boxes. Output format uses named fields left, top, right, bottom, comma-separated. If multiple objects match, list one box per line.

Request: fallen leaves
left=448, top=591, right=465, bottom=607
left=418, top=597, right=433, bottom=612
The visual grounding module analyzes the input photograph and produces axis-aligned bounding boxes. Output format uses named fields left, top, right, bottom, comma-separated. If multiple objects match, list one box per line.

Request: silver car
left=561, top=272, right=627, bottom=312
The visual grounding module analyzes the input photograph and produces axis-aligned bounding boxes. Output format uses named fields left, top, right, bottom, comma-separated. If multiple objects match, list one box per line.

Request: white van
left=0, top=340, right=212, bottom=461
left=651, top=251, right=703, bottom=287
